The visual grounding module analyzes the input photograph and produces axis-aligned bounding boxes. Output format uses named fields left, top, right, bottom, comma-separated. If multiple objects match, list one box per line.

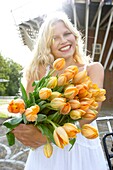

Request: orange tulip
left=80, top=101, right=90, bottom=111
left=63, top=123, right=80, bottom=138
left=39, top=87, right=52, bottom=99
left=95, top=96, right=106, bottom=102
left=89, top=101, right=98, bottom=110
left=8, top=99, right=25, bottom=114
left=64, top=69, right=75, bottom=81
left=53, top=58, right=65, bottom=71
left=95, top=89, right=106, bottom=102
left=47, top=76, right=57, bottom=89
left=82, top=109, right=98, bottom=120
left=64, top=86, right=79, bottom=99
left=49, top=91, right=62, bottom=101
left=43, top=143, right=53, bottom=158
left=57, top=74, right=68, bottom=86
left=69, top=99, right=81, bottom=109
left=78, top=91, right=88, bottom=98
left=73, top=70, right=87, bottom=84
left=88, top=84, right=100, bottom=97
left=60, top=102, right=71, bottom=115
left=64, top=65, right=78, bottom=75
left=70, top=109, right=86, bottom=120
left=53, top=127, right=69, bottom=148
left=25, top=105, right=40, bottom=122
left=50, top=98, right=66, bottom=109
left=81, top=124, right=98, bottom=139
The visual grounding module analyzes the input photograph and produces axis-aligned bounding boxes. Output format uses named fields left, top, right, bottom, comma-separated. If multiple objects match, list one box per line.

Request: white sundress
left=24, top=65, right=108, bottom=170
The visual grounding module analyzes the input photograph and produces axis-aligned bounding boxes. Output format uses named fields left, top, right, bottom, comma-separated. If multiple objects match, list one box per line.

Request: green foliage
left=0, top=54, right=23, bottom=96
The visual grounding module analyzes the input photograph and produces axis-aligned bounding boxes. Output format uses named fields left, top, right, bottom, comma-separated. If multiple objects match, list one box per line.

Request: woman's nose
left=60, top=36, right=67, bottom=44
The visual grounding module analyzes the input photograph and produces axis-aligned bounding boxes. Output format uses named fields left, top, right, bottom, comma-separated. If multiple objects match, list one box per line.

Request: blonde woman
left=12, top=12, right=107, bottom=170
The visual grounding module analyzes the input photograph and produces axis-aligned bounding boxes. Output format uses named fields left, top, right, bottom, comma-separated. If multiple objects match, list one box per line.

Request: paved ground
left=0, top=99, right=113, bottom=170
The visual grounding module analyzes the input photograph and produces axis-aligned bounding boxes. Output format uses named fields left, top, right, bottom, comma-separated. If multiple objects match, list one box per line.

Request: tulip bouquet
left=2, top=58, right=106, bottom=158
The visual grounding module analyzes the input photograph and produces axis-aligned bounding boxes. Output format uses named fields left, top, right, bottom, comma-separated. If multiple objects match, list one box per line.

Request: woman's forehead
left=52, top=21, right=69, bottom=34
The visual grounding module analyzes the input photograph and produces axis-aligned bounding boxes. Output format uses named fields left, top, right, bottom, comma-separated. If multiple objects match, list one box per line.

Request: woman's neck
left=64, top=57, right=75, bottom=68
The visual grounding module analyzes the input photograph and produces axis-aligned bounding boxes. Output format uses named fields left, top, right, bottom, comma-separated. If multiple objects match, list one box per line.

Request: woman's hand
left=12, top=124, right=47, bottom=149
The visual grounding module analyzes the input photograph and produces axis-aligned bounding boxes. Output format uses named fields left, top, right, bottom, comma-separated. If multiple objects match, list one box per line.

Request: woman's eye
left=64, top=32, right=71, bottom=36
left=53, top=36, right=59, bottom=41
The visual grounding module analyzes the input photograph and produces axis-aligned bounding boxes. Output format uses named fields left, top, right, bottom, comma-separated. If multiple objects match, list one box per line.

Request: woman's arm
left=79, top=62, right=104, bottom=127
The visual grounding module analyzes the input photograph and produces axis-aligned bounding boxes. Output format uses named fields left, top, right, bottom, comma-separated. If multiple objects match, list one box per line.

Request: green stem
left=49, top=69, right=55, bottom=76
left=46, top=119, right=57, bottom=129
left=58, top=115, right=65, bottom=124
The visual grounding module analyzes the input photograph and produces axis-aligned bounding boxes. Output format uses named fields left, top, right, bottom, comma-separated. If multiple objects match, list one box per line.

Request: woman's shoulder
left=87, top=61, right=104, bottom=72
left=86, top=62, right=104, bottom=78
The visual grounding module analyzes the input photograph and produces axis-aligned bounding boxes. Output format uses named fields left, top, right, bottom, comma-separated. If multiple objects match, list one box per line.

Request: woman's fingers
left=12, top=124, right=47, bottom=148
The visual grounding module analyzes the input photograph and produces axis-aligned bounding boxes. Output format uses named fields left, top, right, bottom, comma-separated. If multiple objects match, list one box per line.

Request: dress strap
left=45, top=65, right=50, bottom=76
left=83, top=65, right=88, bottom=71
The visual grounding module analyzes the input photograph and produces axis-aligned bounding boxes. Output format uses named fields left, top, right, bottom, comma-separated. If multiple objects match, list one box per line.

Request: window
left=92, top=43, right=101, bottom=54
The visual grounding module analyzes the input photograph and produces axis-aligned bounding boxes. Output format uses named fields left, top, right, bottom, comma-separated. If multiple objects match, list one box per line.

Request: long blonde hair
left=26, top=11, right=90, bottom=81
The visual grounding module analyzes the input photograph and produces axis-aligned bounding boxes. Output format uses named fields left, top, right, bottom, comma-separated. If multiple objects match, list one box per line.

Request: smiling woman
left=9, top=11, right=108, bottom=170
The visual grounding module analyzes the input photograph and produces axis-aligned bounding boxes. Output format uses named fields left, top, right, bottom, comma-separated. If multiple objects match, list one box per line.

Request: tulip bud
left=64, top=86, right=79, bottom=99
left=80, top=101, right=90, bottom=111
left=73, top=70, right=87, bottom=84
left=53, top=58, right=65, bottom=70
left=8, top=99, right=25, bottom=114
left=81, top=124, right=99, bottom=139
left=63, top=123, right=80, bottom=138
left=64, top=65, right=78, bottom=75
left=39, top=87, right=52, bottom=99
left=95, top=89, right=106, bottom=102
left=64, top=69, right=75, bottom=81
left=53, top=127, right=69, bottom=148
left=49, top=92, right=62, bottom=101
left=50, top=98, right=66, bottom=109
left=43, top=143, right=53, bottom=158
left=57, top=74, right=68, bottom=86
left=25, top=105, right=40, bottom=122
left=95, top=96, right=106, bottom=102
left=82, top=109, right=98, bottom=120
left=70, top=109, right=86, bottom=120
left=46, top=76, right=57, bottom=89
left=69, top=99, right=81, bottom=109
left=60, top=102, right=71, bottom=115
left=89, top=101, right=98, bottom=110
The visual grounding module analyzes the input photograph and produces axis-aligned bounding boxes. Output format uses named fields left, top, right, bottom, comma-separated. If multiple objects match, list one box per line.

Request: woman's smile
left=59, top=45, right=71, bottom=52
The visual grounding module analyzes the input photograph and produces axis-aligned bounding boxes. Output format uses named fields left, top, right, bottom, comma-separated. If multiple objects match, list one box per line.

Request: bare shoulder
left=86, top=62, right=104, bottom=87
left=87, top=62, right=104, bottom=75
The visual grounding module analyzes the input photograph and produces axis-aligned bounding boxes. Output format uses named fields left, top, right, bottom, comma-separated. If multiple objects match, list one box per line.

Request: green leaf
left=69, top=138, right=76, bottom=151
left=37, top=124, right=54, bottom=143
left=38, top=101, right=48, bottom=111
left=36, top=114, right=47, bottom=122
left=47, top=112, right=59, bottom=120
left=3, top=116, right=22, bottom=129
left=29, top=93, right=35, bottom=105
left=6, top=131, right=15, bottom=146
left=20, top=82, right=28, bottom=104
left=32, top=80, right=39, bottom=87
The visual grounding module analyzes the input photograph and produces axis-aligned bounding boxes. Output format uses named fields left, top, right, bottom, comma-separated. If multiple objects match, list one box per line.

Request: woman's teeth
left=60, top=45, right=70, bottom=51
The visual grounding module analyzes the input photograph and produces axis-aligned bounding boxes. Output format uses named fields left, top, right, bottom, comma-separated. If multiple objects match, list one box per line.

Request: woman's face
left=50, top=21, right=76, bottom=60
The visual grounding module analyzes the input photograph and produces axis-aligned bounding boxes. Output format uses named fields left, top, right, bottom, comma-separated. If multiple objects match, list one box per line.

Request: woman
left=12, top=12, right=108, bottom=170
